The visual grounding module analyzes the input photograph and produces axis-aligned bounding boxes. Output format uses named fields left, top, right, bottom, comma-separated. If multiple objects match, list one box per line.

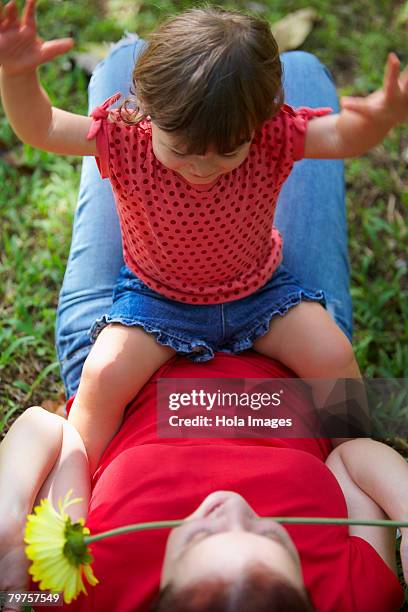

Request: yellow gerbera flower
left=24, top=490, right=98, bottom=604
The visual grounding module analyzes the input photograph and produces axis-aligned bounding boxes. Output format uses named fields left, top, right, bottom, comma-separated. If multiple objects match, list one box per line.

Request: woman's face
left=151, top=123, right=253, bottom=185
left=160, top=491, right=304, bottom=592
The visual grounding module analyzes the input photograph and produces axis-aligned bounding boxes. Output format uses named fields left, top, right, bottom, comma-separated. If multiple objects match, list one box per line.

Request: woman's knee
left=280, top=50, right=339, bottom=110
left=281, top=50, right=332, bottom=81
left=281, top=50, right=322, bottom=70
left=88, top=35, right=147, bottom=106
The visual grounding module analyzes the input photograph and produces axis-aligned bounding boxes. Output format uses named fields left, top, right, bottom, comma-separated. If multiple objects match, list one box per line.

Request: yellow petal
left=83, top=563, right=99, bottom=586
left=64, top=569, right=79, bottom=603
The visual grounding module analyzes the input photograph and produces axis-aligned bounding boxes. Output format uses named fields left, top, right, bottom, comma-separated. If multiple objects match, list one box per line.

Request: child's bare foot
left=0, top=513, right=30, bottom=610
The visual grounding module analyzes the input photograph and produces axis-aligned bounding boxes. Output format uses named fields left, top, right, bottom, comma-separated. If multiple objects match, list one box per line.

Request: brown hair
left=150, top=565, right=315, bottom=612
left=120, top=4, right=283, bottom=155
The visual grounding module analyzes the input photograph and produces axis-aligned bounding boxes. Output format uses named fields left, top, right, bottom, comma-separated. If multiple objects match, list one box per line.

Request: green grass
left=0, top=0, right=407, bottom=429
left=0, top=1, right=407, bottom=608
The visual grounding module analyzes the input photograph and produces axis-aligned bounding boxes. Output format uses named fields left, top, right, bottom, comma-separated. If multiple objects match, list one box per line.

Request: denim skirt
left=90, top=264, right=325, bottom=362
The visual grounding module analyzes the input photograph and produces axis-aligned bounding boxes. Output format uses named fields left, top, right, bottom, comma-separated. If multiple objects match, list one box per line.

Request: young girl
left=0, top=0, right=407, bottom=474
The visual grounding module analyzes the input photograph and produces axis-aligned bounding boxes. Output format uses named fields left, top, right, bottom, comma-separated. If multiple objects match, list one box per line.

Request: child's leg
left=68, top=324, right=175, bottom=474
left=252, top=303, right=364, bottom=437
left=0, top=407, right=89, bottom=596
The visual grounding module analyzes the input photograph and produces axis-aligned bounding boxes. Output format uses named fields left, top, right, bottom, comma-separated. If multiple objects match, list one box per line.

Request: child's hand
left=340, top=53, right=408, bottom=128
left=0, top=0, right=73, bottom=77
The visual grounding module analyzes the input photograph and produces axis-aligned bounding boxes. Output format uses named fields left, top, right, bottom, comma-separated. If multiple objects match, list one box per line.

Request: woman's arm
left=0, top=407, right=90, bottom=603
left=0, top=406, right=90, bottom=523
left=0, top=0, right=96, bottom=156
left=326, top=438, right=408, bottom=576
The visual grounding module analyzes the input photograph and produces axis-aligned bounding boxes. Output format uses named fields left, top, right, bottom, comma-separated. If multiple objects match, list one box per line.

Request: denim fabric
left=90, top=264, right=325, bottom=363
left=56, top=37, right=352, bottom=398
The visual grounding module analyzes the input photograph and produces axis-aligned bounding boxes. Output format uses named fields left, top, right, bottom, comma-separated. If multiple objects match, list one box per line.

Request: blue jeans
left=56, top=35, right=352, bottom=398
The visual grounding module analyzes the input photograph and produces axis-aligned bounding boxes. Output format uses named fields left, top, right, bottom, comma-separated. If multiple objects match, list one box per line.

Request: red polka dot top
left=87, top=93, right=331, bottom=304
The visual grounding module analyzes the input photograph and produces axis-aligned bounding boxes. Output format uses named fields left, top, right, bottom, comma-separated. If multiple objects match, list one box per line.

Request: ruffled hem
left=89, top=315, right=215, bottom=362
left=223, top=289, right=326, bottom=353
left=89, top=289, right=324, bottom=361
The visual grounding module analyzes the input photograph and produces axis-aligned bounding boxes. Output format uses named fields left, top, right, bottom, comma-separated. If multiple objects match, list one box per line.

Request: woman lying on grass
left=0, top=5, right=407, bottom=611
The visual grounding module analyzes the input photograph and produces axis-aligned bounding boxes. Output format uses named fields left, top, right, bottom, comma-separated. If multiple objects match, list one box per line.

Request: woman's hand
left=0, top=0, right=73, bottom=76
left=400, top=528, right=408, bottom=584
left=0, top=512, right=29, bottom=612
left=340, top=53, right=408, bottom=128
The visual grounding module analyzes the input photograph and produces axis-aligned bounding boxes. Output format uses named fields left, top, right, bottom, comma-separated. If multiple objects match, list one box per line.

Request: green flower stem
left=85, top=517, right=408, bottom=544
left=262, top=517, right=408, bottom=527
left=85, top=520, right=183, bottom=544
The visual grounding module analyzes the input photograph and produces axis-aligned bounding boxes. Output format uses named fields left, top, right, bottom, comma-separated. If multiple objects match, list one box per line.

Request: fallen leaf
left=271, top=8, right=318, bottom=52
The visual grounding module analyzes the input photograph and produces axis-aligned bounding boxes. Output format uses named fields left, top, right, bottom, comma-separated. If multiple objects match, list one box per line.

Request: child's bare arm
left=0, top=0, right=96, bottom=156
left=0, top=69, right=96, bottom=155
left=304, top=53, right=408, bottom=158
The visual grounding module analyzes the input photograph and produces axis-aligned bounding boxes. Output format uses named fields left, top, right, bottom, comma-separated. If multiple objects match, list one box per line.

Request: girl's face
left=151, top=123, right=253, bottom=185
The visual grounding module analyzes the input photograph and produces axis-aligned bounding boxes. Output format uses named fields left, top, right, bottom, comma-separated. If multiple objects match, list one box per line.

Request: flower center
left=64, top=519, right=93, bottom=566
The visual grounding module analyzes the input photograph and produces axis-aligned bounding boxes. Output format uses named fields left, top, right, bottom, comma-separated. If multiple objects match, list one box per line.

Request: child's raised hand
left=0, top=0, right=73, bottom=76
left=340, top=53, right=408, bottom=128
